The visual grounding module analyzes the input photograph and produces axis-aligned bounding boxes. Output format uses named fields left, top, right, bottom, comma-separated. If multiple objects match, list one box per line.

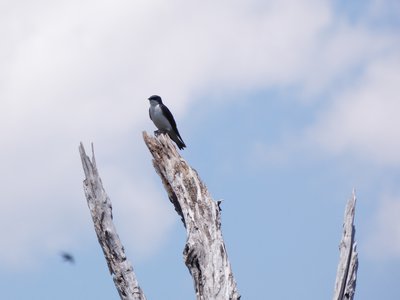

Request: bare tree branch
left=79, top=143, right=146, bottom=300
left=333, top=190, right=358, bottom=300
left=142, top=132, right=240, bottom=300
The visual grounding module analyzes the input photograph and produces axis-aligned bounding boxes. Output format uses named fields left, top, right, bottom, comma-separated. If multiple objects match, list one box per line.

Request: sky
left=0, top=0, right=399, bottom=299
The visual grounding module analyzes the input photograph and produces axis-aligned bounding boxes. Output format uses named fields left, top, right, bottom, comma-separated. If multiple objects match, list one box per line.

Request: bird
left=148, top=95, right=186, bottom=150
left=60, top=251, right=75, bottom=264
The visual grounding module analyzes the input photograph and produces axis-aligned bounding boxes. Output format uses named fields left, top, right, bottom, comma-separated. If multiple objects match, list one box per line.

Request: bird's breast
left=150, top=105, right=172, bottom=131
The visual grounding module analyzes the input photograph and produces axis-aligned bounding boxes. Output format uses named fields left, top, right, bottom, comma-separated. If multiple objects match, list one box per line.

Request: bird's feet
left=154, top=129, right=168, bottom=137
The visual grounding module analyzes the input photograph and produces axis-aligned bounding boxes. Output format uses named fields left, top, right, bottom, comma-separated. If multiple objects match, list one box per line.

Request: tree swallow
left=148, top=95, right=186, bottom=150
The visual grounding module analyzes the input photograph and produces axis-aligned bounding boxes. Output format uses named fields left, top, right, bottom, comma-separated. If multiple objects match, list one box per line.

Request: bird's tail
left=169, top=131, right=186, bottom=150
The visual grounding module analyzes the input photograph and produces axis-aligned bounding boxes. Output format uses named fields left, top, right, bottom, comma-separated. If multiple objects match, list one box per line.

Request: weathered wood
left=332, top=191, right=358, bottom=300
left=142, top=132, right=240, bottom=300
left=79, top=143, right=146, bottom=300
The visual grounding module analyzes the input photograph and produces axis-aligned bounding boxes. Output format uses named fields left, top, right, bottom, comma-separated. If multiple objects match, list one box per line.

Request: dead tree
left=332, top=191, right=358, bottom=300
left=79, top=135, right=358, bottom=300
left=79, top=138, right=239, bottom=300
left=142, top=132, right=241, bottom=300
left=79, top=143, right=146, bottom=300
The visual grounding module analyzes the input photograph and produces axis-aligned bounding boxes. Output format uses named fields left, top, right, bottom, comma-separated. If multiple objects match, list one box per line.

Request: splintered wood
left=333, top=192, right=358, bottom=300
left=143, top=132, right=240, bottom=300
left=79, top=143, right=146, bottom=300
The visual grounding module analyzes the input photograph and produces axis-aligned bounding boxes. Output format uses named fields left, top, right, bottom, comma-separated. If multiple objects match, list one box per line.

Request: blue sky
left=1, top=0, right=400, bottom=299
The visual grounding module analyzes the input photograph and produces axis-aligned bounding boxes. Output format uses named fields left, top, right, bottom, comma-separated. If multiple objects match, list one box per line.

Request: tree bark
left=79, top=143, right=146, bottom=300
left=143, top=132, right=240, bottom=300
left=332, top=191, right=358, bottom=300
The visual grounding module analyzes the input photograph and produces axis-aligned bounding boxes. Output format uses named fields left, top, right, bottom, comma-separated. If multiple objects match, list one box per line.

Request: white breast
left=150, top=104, right=172, bottom=131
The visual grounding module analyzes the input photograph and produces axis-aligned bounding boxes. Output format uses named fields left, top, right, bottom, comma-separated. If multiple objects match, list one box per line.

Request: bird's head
left=148, top=95, right=163, bottom=105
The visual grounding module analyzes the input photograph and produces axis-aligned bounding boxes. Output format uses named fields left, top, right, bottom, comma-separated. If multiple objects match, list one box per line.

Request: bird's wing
left=161, top=105, right=186, bottom=145
left=161, top=104, right=185, bottom=147
left=149, top=108, right=152, bottom=120
left=161, top=104, right=177, bottom=130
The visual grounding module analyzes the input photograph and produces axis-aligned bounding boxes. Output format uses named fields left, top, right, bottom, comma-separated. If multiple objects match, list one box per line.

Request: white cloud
left=299, top=22, right=394, bottom=97
left=308, top=52, right=400, bottom=165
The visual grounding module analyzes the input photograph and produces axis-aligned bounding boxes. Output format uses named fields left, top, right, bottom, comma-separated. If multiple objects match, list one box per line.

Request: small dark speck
left=60, top=252, right=75, bottom=264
